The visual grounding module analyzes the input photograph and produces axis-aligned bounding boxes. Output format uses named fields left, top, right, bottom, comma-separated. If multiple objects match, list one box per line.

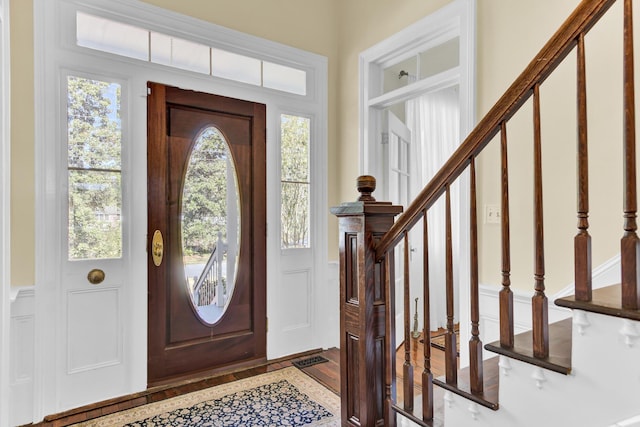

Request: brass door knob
left=87, top=268, right=105, bottom=285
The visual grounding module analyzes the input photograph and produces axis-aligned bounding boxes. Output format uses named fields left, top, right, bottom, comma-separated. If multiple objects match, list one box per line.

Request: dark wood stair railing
left=332, top=0, right=640, bottom=425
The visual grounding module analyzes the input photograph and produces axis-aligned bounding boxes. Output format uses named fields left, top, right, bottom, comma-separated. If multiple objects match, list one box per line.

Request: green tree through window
left=281, top=114, right=310, bottom=249
left=182, top=128, right=231, bottom=261
left=67, top=76, right=122, bottom=260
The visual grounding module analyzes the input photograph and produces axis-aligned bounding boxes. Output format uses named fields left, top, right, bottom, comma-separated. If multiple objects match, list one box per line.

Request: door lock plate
left=152, top=230, right=163, bottom=266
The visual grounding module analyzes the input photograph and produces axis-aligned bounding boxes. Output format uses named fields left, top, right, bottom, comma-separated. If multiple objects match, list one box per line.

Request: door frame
left=33, top=0, right=327, bottom=420
left=359, top=0, right=476, bottom=364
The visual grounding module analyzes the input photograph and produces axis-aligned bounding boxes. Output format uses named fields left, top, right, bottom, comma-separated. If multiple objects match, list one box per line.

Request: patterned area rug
left=73, top=367, right=340, bottom=426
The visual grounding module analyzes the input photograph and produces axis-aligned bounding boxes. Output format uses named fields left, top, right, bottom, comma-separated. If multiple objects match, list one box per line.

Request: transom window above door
left=382, top=37, right=460, bottom=95
left=76, top=12, right=307, bottom=96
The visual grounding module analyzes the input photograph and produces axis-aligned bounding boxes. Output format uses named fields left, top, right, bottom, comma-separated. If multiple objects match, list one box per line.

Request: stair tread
left=433, top=355, right=500, bottom=410
left=484, top=318, right=572, bottom=375
left=555, top=284, right=640, bottom=321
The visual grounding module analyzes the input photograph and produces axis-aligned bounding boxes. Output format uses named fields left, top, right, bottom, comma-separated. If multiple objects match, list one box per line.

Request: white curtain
left=406, top=86, right=460, bottom=331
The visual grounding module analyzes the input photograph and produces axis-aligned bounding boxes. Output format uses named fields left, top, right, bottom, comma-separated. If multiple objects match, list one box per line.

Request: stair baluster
left=532, top=83, right=549, bottom=359
left=575, top=32, right=592, bottom=302
left=500, top=121, right=515, bottom=349
left=469, top=157, right=483, bottom=395
left=402, top=231, right=414, bottom=411
left=421, top=210, right=434, bottom=422
left=384, top=255, right=397, bottom=427
left=621, top=0, right=640, bottom=310
left=444, top=186, right=458, bottom=385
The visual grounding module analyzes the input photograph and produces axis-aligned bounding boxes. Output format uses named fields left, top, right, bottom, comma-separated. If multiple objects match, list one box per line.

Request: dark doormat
left=292, top=355, right=329, bottom=369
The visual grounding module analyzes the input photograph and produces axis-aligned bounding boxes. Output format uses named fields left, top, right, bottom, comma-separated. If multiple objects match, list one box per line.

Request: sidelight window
left=280, top=114, right=310, bottom=249
left=66, top=75, right=122, bottom=260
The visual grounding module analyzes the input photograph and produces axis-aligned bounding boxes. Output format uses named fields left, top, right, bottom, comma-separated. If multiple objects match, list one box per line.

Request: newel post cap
left=331, top=174, right=401, bottom=217
left=357, top=175, right=376, bottom=202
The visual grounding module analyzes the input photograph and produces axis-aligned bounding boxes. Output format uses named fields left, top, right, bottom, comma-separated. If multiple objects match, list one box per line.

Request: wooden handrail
left=375, top=0, right=616, bottom=261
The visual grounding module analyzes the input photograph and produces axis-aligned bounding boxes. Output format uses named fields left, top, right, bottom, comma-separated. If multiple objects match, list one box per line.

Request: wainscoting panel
left=67, top=287, right=122, bottom=373
left=281, top=269, right=311, bottom=332
left=10, top=286, right=35, bottom=426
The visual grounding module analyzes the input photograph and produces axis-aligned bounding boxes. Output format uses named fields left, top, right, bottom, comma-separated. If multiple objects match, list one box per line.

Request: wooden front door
left=147, top=83, right=266, bottom=385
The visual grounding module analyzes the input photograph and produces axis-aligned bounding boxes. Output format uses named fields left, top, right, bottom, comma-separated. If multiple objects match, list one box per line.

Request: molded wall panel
left=10, top=288, right=35, bottom=427
left=281, top=269, right=311, bottom=331
left=67, top=287, right=121, bottom=373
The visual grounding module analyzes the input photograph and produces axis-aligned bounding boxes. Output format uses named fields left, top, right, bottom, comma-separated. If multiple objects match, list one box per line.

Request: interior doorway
left=147, top=83, right=267, bottom=385
left=384, top=86, right=463, bottom=342
left=359, top=0, right=476, bottom=358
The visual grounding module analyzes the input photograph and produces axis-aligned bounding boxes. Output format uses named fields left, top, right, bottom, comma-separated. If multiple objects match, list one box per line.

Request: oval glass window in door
left=181, top=127, right=240, bottom=325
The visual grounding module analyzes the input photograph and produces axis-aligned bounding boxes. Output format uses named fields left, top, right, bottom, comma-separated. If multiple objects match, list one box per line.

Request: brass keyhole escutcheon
left=87, top=269, right=105, bottom=285
left=152, top=230, right=164, bottom=267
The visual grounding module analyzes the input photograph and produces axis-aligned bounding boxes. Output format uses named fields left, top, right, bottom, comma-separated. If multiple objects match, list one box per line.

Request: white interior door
left=384, top=110, right=422, bottom=345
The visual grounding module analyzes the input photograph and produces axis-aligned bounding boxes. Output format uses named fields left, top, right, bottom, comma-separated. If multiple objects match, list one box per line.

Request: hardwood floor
left=32, top=342, right=450, bottom=427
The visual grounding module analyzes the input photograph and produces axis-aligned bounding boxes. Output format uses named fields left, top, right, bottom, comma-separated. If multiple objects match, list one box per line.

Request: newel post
left=331, top=176, right=403, bottom=427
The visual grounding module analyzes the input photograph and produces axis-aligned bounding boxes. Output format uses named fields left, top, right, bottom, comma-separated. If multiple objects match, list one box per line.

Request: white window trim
left=359, top=0, right=476, bottom=176
left=0, top=0, right=10, bottom=425
left=34, top=0, right=327, bottom=421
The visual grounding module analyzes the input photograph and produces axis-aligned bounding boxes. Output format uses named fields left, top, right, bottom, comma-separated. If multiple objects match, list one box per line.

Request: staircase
left=331, top=0, right=640, bottom=425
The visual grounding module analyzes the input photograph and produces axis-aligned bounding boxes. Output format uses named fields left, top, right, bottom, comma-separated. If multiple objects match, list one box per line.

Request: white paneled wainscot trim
left=10, top=286, right=35, bottom=427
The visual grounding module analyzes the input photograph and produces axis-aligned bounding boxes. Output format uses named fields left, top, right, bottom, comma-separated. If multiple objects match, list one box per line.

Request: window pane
left=69, top=170, right=122, bottom=260
left=76, top=12, right=148, bottom=61
left=419, top=37, right=459, bottom=79
left=149, top=32, right=172, bottom=66
left=211, top=48, right=261, bottom=86
left=281, top=182, right=309, bottom=249
left=383, top=56, right=417, bottom=94
left=150, top=32, right=210, bottom=74
left=263, top=62, right=306, bottom=95
left=281, top=115, right=310, bottom=182
left=67, top=76, right=122, bottom=260
left=281, top=114, right=310, bottom=249
left=67, top=77, right=121, bottom=169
